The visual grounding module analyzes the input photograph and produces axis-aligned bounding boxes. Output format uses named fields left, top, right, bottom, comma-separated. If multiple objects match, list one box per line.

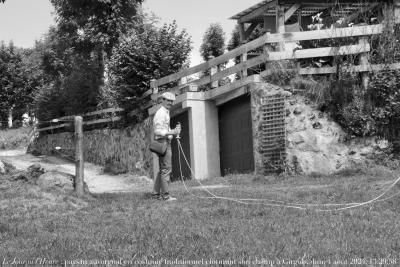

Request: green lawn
left=0, top=166, right=399, bottom=266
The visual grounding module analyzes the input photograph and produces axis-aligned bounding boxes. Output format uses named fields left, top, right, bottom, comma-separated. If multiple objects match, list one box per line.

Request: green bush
left=0, top=127, right=32, bottom=149
left=369, top=69, right=400, bottom=136
left=340, top=95, right=376, bottom=137
left=106, top=21, right=192, bottom=122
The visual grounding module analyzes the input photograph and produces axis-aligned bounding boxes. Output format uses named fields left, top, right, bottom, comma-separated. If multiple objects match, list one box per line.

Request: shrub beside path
left=0, top=149, right=152, bottom=194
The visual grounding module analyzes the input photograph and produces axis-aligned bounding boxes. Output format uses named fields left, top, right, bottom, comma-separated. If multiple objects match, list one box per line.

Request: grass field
left=0, top=165, right=400, bottom=266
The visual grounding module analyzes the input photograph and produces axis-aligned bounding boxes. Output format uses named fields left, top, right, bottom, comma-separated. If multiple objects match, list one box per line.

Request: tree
left=227, top=24, right=265, bottom=80
left=19, top=47, right=47, bottom=116
left=106, top=20, right=192, bottom=121
left=50, top=0, right=144, bottom=57
left=228, top=24, right=265, bottom=53
left=32, top=26, right=77, bottom=121
left=227, top=25, right=241, bottom=52
left=199, top=23, right=229, bottom=88
left=0, top=42, right=29, bottom=127
left=33, top=0, right=144, bottom=121
left=33, top=26, right=104, bottom=121
left=200, top=23, right=226, bottom=61
left=227, top=25, right=241, bottom=67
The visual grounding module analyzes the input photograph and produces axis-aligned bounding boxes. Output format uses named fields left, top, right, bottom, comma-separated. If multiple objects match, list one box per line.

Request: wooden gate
left=170, top=111, right=191, bottom=181
left=218, top=95, right=254, bottom=176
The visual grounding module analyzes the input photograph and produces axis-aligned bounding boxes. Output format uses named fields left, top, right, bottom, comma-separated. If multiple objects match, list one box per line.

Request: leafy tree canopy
left=0, top=42, right=28, bottom=114
left=0, top=41, right=45, bottom=124
left=227, top=25, right=240, bottom=51
left=32, top=0, right=144, bottom=121
left=106, top=20, right=192, bottom=121
left=200, top=23, right=226, bottom=61
left=50, top=0, right=143, bottom=56
left=33, top=25, right=104, bottom=121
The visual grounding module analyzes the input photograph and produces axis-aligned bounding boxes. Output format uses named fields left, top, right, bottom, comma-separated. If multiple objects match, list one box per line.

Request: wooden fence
left=37, top=107, right=124, bottom=132
left=37, top=24, right=400, bottom=131
left=141, top=23, right=400, bottom=108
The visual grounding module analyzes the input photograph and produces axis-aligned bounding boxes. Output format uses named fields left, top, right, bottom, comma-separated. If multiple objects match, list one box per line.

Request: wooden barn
left=143, top=0, right=400, bottom=180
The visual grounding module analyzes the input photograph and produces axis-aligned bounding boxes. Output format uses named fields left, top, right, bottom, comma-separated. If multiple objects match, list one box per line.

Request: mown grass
left=0, top=166, right=399, bottom=266
left=0, top=127, right=32, bottom=149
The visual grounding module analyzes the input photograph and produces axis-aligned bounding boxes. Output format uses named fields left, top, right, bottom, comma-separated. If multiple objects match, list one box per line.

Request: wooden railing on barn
left=141, top=23, right=400, bottom=109
left=37, top=23, right=400, bottom=132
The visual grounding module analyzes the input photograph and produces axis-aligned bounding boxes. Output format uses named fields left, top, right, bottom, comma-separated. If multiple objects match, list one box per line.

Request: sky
left=0, top=0, right=56, bottom=47
left=0, top=0, right=262, bottom=66
left=142, top=0, right=261, bottom=66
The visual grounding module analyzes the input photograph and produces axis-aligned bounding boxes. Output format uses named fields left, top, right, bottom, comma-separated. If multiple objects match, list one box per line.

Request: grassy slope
left=0, top=167, right=399, bottom=265
left=0, top=127, right=32, bottom=149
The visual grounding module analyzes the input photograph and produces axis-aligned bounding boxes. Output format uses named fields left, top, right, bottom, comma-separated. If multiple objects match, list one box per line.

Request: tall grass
left=0, top=127, right=32, bottom=149
left=0, top=166, right=399, bottom=264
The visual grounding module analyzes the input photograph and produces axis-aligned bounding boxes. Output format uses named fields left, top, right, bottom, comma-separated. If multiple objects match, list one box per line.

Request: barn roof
left=230, top=0, right=274, bottom=20
left=229, top=0, right=375, bottom=22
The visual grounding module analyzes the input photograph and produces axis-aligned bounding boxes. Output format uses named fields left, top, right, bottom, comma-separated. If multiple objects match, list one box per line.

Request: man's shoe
left=163, top=196, right=177, bottom=201
left=152, top=193, right=161, bottom=200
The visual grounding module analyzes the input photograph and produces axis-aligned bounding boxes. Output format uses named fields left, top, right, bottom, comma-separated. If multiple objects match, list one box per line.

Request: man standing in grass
left=152, top=92, right=181, bottom=201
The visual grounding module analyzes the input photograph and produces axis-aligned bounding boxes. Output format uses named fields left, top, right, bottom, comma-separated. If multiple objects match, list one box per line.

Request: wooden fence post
left=276, top=2, right=286, bottom=51
left=383, top=2, right=395, bottom=32
left=395, top=0, right=400, bottom=24
left=7, top=106, right=13, bottom=128
left=238, top=23, right=248, bottom=78
left=74, top=116, right=84, bottom=196
left=150, top=79, right=158, bottom=94
left=359, top=37, right=370, bottom=91
left=264, top=43, right=271, bottom=73
left=150, top=79, right=158, bottom=106
left=179, top=77, right=187, bottom=91
left=210, top=58, right=219, bottom=88
left=296, top=7, right=302, bottom=71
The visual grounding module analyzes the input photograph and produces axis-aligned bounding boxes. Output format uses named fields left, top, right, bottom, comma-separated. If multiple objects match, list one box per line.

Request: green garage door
left=218, top=95, right=254, bottom=176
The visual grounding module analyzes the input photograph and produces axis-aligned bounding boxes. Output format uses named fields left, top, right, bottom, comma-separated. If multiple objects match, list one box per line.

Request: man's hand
left=170, top=128, right=180, bottom=136
left=174, top=123, right=181, bottom=136
left=166, top=123, right=181, bottom=136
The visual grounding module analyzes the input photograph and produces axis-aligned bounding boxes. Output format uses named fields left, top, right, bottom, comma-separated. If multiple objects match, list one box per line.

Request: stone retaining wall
left=250, top=82, right=383, bottom=175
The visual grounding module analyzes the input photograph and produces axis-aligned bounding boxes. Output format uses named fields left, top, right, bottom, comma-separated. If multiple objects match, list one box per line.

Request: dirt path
left=2, top=149, right=395, bottom=198
left=0, top=149, right=153, bottom=194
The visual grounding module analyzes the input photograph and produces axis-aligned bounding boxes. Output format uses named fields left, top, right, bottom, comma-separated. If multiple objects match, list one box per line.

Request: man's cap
left=161, top=92, right=176, bottom=101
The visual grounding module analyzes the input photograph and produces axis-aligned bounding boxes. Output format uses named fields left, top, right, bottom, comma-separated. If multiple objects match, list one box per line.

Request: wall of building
left=30, top=118, right=153, bottom=177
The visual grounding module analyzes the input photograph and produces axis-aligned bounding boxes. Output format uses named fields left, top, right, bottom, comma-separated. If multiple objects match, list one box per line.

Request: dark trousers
left=153, top=139, right=172, bottom=196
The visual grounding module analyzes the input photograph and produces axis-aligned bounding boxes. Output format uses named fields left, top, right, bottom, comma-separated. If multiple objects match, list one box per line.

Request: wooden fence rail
left=37, top=107, right=124, bottom=132
left=149, top=43, right=371, bottom=101
left=259, top=62, right=400, bottom=77
left=36, top=24, right=394, bottom=126
left=141, top=24, right=385, bottom=109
